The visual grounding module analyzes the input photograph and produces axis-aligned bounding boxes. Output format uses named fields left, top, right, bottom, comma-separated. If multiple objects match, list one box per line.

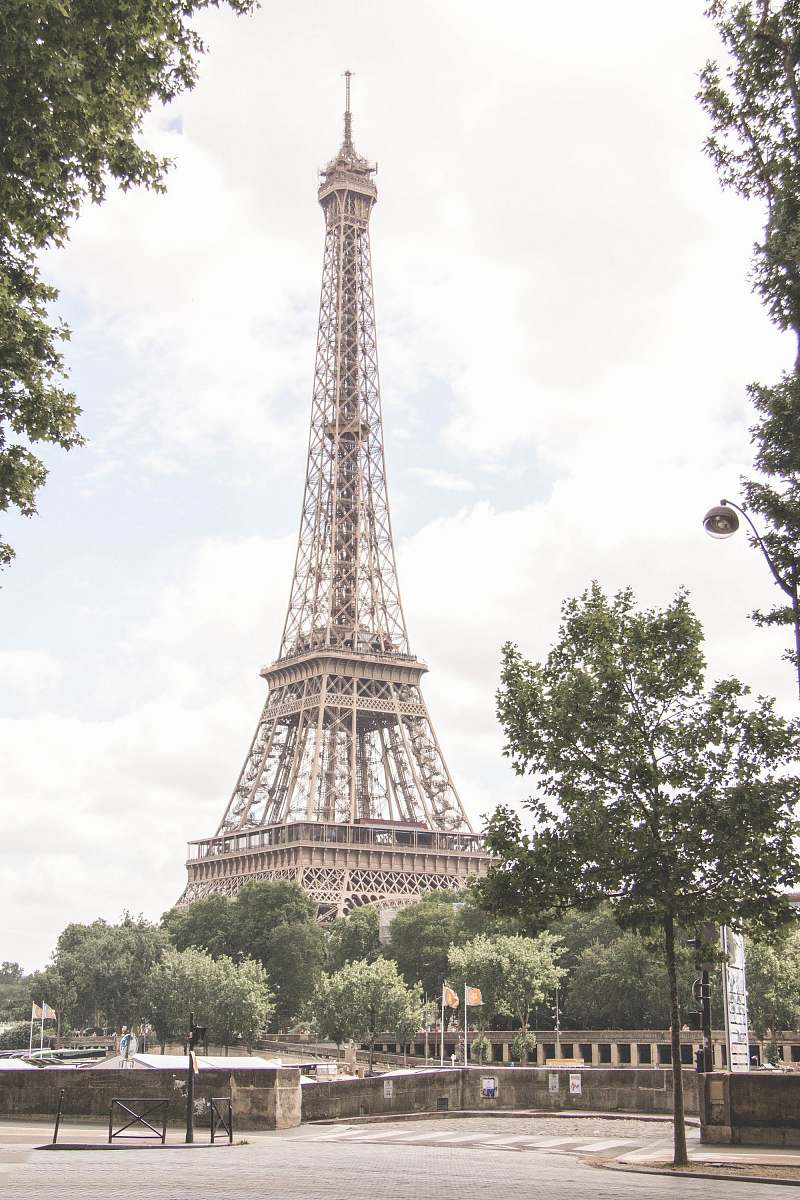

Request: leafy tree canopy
left=143, top=945, right=273, bottom=1047
left=744, top=925, right=800, bottom=1036
left=448, top=933, right=564, bottom=1034
left=307, top=957, right=421, bottom=1071
left=481, top=584, right=800, bottom=1165
left=163, top=882, right=325, bottom=1028
left=699, top=1, right=800, bottom=688
left=385, top=898, right=459, bottom=997
left=0, top=0, right=257, bottom=565
left=161, top=895, right=237, bottom=959
left=326, top=906, right=381, bottom=972
left=43, top=913, right=167, bottom=1030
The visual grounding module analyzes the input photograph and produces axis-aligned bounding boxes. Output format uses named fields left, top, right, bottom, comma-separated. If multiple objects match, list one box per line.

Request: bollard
left=52, top=1089, right=65, bottom=1145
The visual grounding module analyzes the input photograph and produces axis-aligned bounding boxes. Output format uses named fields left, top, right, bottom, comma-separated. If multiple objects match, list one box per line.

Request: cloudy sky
left=2, top=0, right=796, bottom=972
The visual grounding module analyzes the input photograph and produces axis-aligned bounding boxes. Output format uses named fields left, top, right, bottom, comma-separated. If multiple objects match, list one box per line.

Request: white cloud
left=408, top=467, right=474, bottom=493
left=0, top=651, right=63, bottom=698
left=3, top=0, right=797, bottom=973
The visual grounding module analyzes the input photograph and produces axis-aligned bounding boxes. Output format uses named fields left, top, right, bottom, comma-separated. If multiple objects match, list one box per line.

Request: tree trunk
left=664, top=912, right=688, bottom=1167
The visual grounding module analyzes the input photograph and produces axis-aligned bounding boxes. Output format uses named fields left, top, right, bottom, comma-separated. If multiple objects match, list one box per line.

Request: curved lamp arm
left=718, top=499, right=797, bottom=601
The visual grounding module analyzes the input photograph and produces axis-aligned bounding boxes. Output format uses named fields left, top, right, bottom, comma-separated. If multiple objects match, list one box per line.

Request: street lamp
left=702, top=497, right=800, bottom=699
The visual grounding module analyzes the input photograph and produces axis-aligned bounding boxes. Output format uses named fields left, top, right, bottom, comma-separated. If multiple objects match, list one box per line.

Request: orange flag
left=465, top=986, right=483, bottom=1006
left=442, top=985, right=459, bottom=1008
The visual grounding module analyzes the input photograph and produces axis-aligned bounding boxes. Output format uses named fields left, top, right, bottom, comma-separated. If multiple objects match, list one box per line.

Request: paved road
left=0, top=1116, right=785, bottom=1198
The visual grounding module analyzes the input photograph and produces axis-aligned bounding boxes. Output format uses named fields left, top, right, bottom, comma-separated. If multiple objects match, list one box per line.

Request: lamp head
left=703, top=503, right=739, bottom=539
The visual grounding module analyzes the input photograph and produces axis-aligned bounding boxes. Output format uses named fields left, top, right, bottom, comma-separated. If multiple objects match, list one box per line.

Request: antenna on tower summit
left=343, top=68, right=353, bottom=150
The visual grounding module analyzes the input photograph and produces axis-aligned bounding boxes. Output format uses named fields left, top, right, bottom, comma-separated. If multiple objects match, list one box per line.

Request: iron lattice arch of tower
left=179, top=76, right=491, bottom=920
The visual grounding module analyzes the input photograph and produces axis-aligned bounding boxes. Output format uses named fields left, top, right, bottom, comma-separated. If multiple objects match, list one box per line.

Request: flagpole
left=464, top=984, right=468, bottom=1067
left=40, top=1003, right=44, bottom=1052
left=29, top=1004, right=34, bottom=1055
left=441, top=988, right=448, bottom=1065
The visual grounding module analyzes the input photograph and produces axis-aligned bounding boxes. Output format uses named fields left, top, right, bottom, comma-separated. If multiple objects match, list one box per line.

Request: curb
left=597, top=1160, right=800, bottom=1188
left=309, top=1109, right=686, bottom=1126
left=35, top=1141, right=234, bottom=1152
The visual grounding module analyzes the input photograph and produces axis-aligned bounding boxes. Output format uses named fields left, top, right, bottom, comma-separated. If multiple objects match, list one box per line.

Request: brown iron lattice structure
left=180, top=75, right=490, bottom=920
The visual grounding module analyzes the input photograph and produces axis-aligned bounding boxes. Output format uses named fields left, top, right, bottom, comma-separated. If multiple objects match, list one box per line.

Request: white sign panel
left=481, top=1077, right=497, bottom=1099
left=548, top=1072, right=559, bottom=1093
left=383, top=1079, right=394, bottom=1099
left=721, top=926, right=750, bottom=1073
left=569, top=1073, right=582, bottom=1095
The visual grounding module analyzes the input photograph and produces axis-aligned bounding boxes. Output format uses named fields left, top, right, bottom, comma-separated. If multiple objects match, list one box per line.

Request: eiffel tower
left=180, top=75, right=490, bottom=920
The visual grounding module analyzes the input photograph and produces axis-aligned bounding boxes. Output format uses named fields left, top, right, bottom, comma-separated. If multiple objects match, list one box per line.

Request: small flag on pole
left=31, top=1003, right=44, bottom=1020
left=442, top=985, right=459, bottom=1009
left=42, top=1003, right=57, bottom=1020
left=465, top=986, right=483, bottom=1006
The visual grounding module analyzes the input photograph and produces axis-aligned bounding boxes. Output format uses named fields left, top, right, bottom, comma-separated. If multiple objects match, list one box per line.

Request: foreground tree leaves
left=0, top=0, right=257, bottom=565
left=479, top=584, right=800, bottom=1166
left=699, top=1, right=800, bottom=688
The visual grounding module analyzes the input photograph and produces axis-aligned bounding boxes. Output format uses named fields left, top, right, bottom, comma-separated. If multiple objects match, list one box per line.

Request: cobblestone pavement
left=0, top=1116, right=785, bottom=1198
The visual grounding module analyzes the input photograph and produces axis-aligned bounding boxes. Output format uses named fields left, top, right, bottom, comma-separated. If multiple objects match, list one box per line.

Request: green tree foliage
left=308, top=958, right=422, bottom=1072
left=0, top=962, right=28, bottom=1023
left=161, top=896, right=237, bottom=959
left=41, top=913, right=167, bottom=1031
left=0, top=1022, right=33, bottom=1051
left=481, top=584, right=800, bottom=1166
left=0, top=0, right=256, bottom=565
left=163, top=882, right=325, bottom=1028
left=448, top=934, right=564, bottom=1036
left=385, top=898, right=459, bottom=997
left=326, top=907, right=381, bottom=972
left=232, top=882, right=325, bottom=1028
left=564, top=932, right=693, bottom=1030
left=744, top=926, right=800, bottom=1036
left=699, top=1, right=800, bottom=688
left=143, top=946, right=273, bottom=1048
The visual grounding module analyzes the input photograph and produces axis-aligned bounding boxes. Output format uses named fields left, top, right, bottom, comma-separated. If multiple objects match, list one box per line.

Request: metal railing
left=108, top=1098, right=168, bottom=1144
left=188, top=819, right=484, bottom=860
left=210, top=1096, right=233, bottom=1144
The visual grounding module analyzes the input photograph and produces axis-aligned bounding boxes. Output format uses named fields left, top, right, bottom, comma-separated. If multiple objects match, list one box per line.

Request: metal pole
left=554, top=989, right=561, bottom=1059
left=717, top=499, right=800, bottom=701
left=701, top=969, right=712, bottom=1072
left=52, top=1088, right=64, bottom=1145
left=185, top=1010, right=194, bottom=1144
left=464, top=985, right=468, bottom=1066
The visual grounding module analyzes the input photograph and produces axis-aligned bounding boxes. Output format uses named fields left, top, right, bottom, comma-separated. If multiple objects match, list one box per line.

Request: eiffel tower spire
left=180, top=78, right=488, bottom=919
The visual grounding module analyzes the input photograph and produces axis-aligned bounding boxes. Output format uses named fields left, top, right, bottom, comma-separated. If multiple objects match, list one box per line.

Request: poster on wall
left=569, top=1074, right=582, bottom=1095
left=481, top=1077, right=498, bottom=1099
left=721, top=926, right=750, bottom=1073
left=548, top=1073, right=559, bottom=1093
left=383, top=1079, right=394, bottom=1099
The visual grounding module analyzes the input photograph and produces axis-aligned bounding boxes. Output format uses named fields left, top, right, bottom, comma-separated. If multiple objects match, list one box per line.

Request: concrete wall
left=0, top=1067, right=301, bottom=1132
left=301, top=1066, right=699, bottom=1123
left=700, top=1072, right=800, bottom=1147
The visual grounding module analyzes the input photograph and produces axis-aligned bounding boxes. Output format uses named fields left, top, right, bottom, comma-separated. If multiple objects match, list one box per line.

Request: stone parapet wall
left=700, top=1072, right=800, bottom=1147
left=300, top=1066, right=699, bottom=1123
left=0, top=1066, right=301, bottom=1132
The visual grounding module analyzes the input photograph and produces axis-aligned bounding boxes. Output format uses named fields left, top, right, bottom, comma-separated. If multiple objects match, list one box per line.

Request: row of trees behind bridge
left=2, top=881, right=799, bottom=1052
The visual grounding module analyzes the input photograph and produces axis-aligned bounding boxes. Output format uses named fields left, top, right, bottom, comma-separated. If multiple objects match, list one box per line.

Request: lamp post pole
left=703, top=498, right=800, bottom=700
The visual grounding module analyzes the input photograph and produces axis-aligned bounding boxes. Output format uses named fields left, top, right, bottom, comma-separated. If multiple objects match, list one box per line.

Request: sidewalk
left=614, top=1134, right=800, bottom=1184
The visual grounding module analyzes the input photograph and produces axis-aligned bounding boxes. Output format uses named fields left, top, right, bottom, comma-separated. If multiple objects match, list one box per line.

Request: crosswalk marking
left=572, top=1139, right=630, bottom=1153
left=310, top=1126, right=659, bottom=1160
left=521, top=1136, right=574, bottom=1148
left=313, top=1127, right=358, bottom=1140
left=478, top=1136, right=534, bottom=1146
left=351, top=1130, right=442, bottom=1143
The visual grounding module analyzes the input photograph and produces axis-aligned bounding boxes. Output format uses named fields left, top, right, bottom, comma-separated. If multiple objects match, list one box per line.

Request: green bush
left=511, top=1031, right=537, bottom=1062
left=470, top=1035, right=491, bottom=1064
left=0, top=1022, right=34, bottom=1051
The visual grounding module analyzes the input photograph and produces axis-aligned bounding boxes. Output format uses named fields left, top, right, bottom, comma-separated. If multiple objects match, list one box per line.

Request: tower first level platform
left=179, top=819, right=491, bottom=921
